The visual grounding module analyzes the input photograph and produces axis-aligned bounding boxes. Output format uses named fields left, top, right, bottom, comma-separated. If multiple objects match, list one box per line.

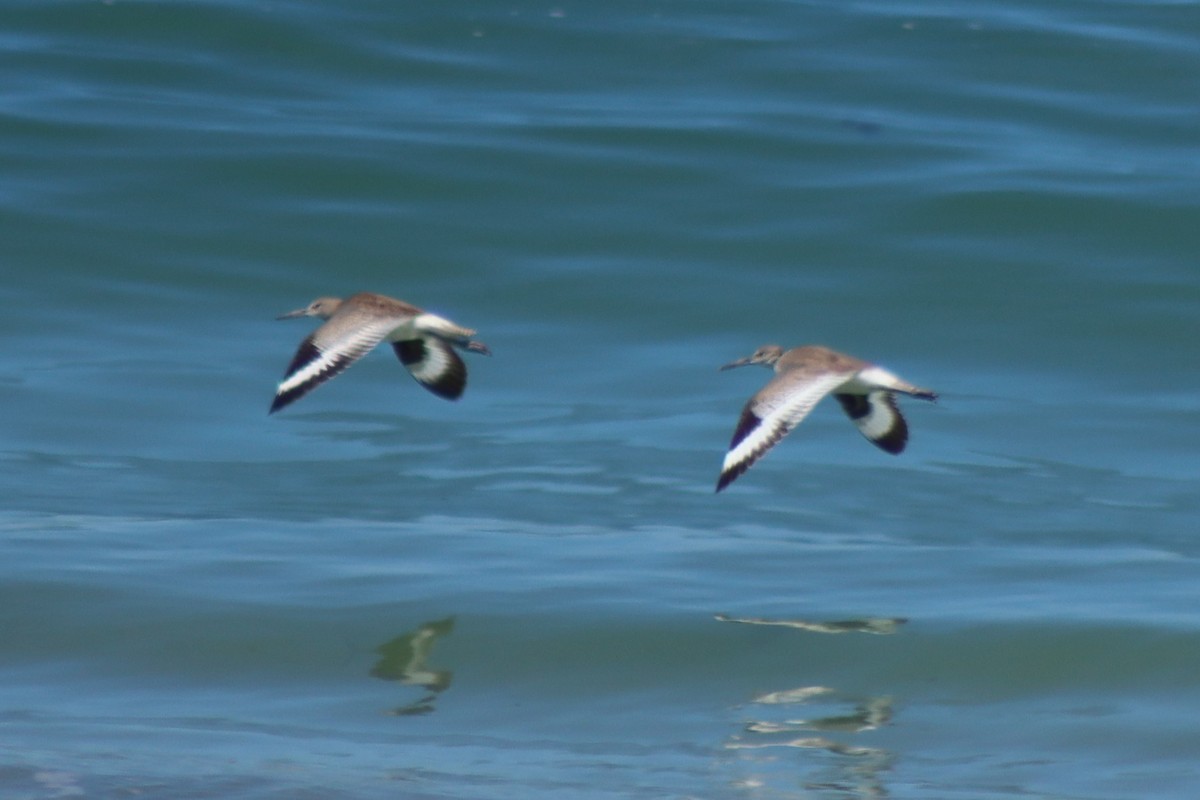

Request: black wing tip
left=419, top=356, right=467, bottom=401
left=875, top=433, right=907, bottom=455
left=716, top=458, right=756, bottom=492
left=394, top=340, right=468, bottom=401
left=269, top=386, right=305, bottom=415
left=839, top=392, right=912, bottom=455
left=866, top=411, right=908, bottom=454
left=423, top=378, right=466, bottom=401
left=716, top=452, right=762, bottom=492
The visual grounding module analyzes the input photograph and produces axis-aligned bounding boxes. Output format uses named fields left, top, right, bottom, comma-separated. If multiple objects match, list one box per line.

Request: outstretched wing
left=270, top=317, right=395, bottom=413
left=716, top=371, right=848, bottom=492
left=836, top=391, right=908, bottom=454
left=393, top=338, right=468, bottom=400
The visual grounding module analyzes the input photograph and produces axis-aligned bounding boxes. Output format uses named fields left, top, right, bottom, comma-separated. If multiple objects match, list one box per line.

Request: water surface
left=2, top=1, right=1198, bottom=798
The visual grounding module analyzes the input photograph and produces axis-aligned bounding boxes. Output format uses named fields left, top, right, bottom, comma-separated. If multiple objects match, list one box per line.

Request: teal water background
left=2, top=1, right=1198, bottom=798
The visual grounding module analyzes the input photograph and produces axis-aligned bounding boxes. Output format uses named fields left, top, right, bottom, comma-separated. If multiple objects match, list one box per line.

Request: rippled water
left=2, top=1, right=1198, bottom=798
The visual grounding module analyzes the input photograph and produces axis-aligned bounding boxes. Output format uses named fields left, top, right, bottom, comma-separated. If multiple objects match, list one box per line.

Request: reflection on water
left=745, top=696, right=893, bottom=735
left=752, top=686, right=836, bottom=705
left=727, top=687, right=894, bottom=799
left=715, top=614, right=906, bottom=635
left=33, top=770, right=84, bottom=799
left=727, top=736, right=887, bottom=758
left=721, top=617, right=899, bottom=798
left=369, top=616, right=455, bottom=716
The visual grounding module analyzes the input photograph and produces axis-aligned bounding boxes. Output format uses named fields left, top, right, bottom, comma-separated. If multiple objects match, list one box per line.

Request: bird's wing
left=270, top=316, right=397, bottom=413
left=392, top=337, right=468, bottom=401
left=716, top=370, right=849, bottom=492
left=835, top=391, right=908, bottom=454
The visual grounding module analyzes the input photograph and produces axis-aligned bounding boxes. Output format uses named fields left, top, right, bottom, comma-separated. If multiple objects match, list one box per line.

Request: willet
left=716, top=344, right=936, bottom=492
left=269, top=292, right=490, bottom=414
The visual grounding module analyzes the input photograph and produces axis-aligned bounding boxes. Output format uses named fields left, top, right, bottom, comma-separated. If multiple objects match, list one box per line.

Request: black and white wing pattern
left=393, top=338, right=468, bottom=400
left=835, top=392, right=908, bottom=454
left=270, top=316, right=397, bottom=414
left=716, top=370, right=850, bottom=492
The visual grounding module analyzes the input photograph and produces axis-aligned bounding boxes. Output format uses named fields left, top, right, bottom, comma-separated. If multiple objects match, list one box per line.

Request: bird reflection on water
left=370, top=616, right=456, bottom=716
left=715, top=613, right=906, bottom=635
left=719, top=613, right=901, bottom=798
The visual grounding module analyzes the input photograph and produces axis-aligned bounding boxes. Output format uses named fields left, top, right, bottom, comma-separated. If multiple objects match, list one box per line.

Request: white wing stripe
left=854, top=393, right=897, bottom=440
left=721, top=372, right=849, bottom=474
left=722, top=414, right=782, bottom=473
left=277, top=320, right=396, bottom=393
left=408, top=339, right=454, bottom=382
left=278, top=349, right=339, bottom=394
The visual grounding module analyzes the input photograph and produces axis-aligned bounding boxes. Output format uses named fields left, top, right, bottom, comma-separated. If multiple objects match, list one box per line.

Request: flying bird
left=716, top=344, right=936, bottom=492
left=270, top=292, right=490, bottom=414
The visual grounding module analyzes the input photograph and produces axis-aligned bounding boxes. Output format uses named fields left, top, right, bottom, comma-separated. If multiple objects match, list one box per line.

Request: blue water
left=2, top=1, right=1198, bottom=798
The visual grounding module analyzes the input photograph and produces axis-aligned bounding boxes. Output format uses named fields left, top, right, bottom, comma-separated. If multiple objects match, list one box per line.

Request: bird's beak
left=719, top=356, right=753, bottom=371
left=276, top=308, right=308, bottom=320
